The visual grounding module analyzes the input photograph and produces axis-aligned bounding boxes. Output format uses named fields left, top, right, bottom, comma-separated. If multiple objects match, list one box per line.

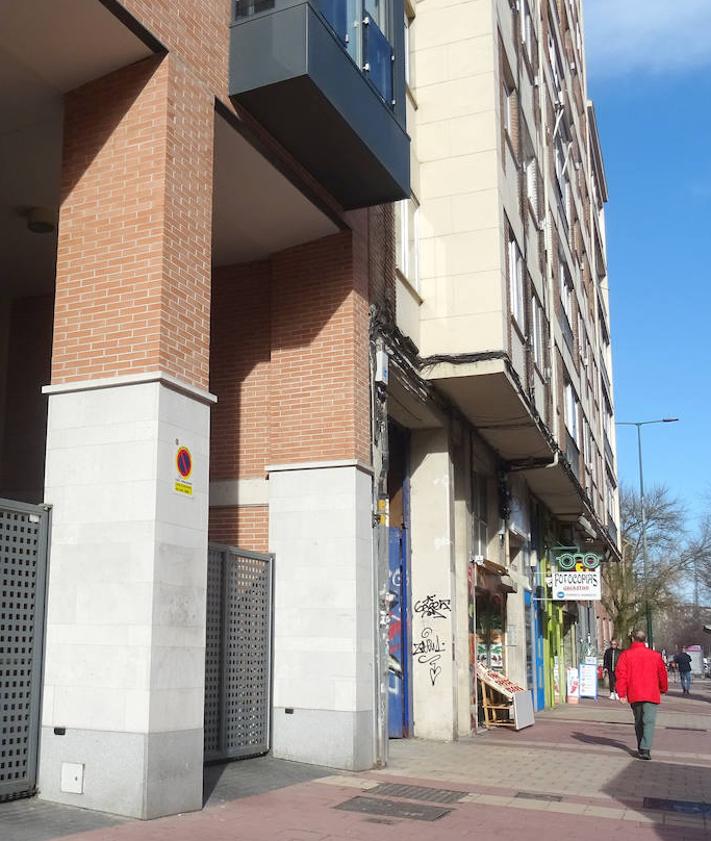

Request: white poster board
left=566, top=667, right=580, bottom=703
left=579, top=662, right=598, bottom=699
left=512, top=690, right=535, bottom=730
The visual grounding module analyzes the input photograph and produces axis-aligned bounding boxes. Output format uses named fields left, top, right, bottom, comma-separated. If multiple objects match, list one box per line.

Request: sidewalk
left=3, top=683, right=711, bottom=841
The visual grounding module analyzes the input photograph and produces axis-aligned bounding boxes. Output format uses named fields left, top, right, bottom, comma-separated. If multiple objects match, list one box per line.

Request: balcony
left=604, top=431, right=614, bottom=468
left=600, top=357, right=611, bottom=399
left=559, top=308, right=574, bottom=355
left=565, top=431, right=580, bottom=481
left=229, top=0, right=410, bottom=209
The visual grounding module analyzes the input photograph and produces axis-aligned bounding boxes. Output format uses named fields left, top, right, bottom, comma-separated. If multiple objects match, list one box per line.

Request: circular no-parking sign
left=176, top=446, right=192, bottom=479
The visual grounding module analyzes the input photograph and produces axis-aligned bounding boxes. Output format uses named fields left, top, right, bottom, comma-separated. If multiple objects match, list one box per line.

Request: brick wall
left=210, top=261, right=271, bottom=480
left=53, top=54, right=213, bottom=389
left=209, top=505, right=269, bottom=553
left=120, top=0, right=231, bottom=104
left=269, top=231, right=371, bottom=466
left=0, top=295, right=54, bottom=502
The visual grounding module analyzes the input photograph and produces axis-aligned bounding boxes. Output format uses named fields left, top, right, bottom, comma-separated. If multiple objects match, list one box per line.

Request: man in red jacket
left=615, top=629, right=669, bottom=760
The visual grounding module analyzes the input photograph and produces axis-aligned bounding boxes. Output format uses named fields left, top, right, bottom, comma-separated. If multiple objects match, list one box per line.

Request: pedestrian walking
left=673, top=647, right=693, bottom=695
left=603, top=639, right=621, bottom=699
left=615, top=629, right=668, bottom=761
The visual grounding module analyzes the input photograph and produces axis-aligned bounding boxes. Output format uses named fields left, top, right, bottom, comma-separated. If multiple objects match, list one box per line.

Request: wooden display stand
left=477, top=664, right=535, bottom=731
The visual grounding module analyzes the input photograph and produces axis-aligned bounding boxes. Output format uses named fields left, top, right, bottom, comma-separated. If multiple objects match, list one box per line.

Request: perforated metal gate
left=0, top=499, right=49, bottom=800
left=204, top=545, right=273, bottom=763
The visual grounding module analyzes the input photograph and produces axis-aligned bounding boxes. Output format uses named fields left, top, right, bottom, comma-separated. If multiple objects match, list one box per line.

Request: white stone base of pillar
left=38, top=375, right=212, bottom=819
left=268, top=462, right=376, bottom=771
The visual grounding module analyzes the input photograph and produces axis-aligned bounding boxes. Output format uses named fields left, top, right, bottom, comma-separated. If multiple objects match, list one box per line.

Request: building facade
left=0, top=0, right=619, bottom=823
left=386, top=0, right=619, bottom=729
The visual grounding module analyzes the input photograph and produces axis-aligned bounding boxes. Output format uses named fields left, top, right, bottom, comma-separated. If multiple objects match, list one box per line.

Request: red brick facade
left=208, top=506, right=269, bottom=553
left=53, top=54, right=213, bottom=388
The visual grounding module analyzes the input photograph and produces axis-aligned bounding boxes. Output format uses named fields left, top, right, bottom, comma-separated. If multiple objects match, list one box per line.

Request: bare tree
left=601, top=485, right=708, bottom=641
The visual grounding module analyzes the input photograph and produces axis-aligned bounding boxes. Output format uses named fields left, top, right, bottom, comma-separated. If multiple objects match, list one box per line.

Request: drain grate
left=643, top=798, right=711, bottom=817
left=515, top=791, right=563, bottom=802
left=368, top=783, right=468, bottom=804
left=335, top=796, right=453, bottom=822
left=665, top=726, right=707, bottom=732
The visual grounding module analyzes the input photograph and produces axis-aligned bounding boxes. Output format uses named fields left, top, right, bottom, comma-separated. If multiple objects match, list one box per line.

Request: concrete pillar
left=267, top=225, right=376, bottom=769
left=39, top=55, right=214, bottom=819
left=452, top=426, right=473, bottom=737
left=269, top=462, right=375, bottom=769
left=409, top=428, right=457, bottom=741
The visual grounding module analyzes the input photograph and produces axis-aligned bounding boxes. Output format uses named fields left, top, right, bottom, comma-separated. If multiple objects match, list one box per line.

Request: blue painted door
left=534, top=605, right=546, bottom=710
left=388, top=527, right=408, bottom=738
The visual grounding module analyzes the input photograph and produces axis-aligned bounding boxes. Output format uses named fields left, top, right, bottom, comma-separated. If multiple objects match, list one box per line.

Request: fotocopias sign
left=552, top=548, right=602, bottom=601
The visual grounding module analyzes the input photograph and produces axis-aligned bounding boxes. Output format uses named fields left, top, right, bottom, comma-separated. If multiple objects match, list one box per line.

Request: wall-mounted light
left=27, top=206, right=56, bottom=234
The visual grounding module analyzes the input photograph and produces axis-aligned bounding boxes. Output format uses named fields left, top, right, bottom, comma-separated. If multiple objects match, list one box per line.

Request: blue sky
left=584, top=0, right=711, bottom=524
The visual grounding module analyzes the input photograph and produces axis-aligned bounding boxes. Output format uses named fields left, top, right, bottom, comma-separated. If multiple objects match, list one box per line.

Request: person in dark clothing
left=674, top=648, right=693, bottom=695
left=615, top=629, right=668, bottom=761
left=603, top=639, right=621, bottom=699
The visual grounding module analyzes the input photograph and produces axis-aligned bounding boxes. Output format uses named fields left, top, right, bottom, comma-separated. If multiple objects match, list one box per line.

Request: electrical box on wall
left=375, top=349, right=389, bottom=385
left=60, top=762, right=84, bottom=794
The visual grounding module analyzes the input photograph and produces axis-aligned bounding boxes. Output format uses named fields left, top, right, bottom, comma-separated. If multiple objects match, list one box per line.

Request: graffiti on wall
left=412, top=627, right=446, bottom=686
left=412, top=592, right=450, bottom=687
left=414, top=594, right=451, bottom=620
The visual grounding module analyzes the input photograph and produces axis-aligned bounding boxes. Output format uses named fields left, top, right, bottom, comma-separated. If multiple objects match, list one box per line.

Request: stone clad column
left=267, top=226, right=376, bottom=770
left=38, top=55, right=214, bottom=819
left=409, top=428, right=457, bottom=740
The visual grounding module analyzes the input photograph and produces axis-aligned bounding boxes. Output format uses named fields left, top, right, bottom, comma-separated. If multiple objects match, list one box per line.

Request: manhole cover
left=643, top=798, right=711, bottom=817
left=515, top=792, right=563, bottom=802
left=335, top=796, right=453, bottom=822
left=369, top=783, right=467, bottom=803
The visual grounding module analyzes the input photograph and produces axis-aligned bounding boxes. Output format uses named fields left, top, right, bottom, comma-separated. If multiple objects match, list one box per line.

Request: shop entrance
left=203, top=545, right=274, bottom=763
left=0, top=499, right=49, bottom=800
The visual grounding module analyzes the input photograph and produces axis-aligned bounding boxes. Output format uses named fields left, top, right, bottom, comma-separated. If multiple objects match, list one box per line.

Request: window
left=564, top=381, right=579, bottom=444
left=525, top=157, right=541, bottom=222
left=521, top=0, right=538, bottom=74
left=396, top=195, right=420, bottom=292
left=606, top=471, right=616, bottom=517
left=472, top=472, right=489, bottom=557
left=508, top=229, right=525, bottom=328
left=501, top=49, right=517, bottom=155
left=365, top=0, right=389, bottom=33
left=531, top=293, right=545, bottom=370
left=404, top=9, right=414, bottom=90
left=559, top=259, right=573, bottom=323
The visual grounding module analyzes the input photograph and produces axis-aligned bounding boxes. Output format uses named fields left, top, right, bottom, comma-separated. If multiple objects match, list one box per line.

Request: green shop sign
left=551, top=545, right=602, bottom=571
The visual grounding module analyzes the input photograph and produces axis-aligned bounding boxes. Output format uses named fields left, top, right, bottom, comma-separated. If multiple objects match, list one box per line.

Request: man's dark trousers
left=631, top=702, right=658, bottom=751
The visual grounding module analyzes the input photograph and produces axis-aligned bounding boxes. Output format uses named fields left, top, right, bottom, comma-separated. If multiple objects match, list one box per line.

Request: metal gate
left=204, top=544, right=273, bottom=763
left=0, top=499, right=49, bottom=800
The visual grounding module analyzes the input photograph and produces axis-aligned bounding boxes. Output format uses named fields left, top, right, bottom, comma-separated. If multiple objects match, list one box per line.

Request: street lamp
left=616, top=418, right=679, bottom=648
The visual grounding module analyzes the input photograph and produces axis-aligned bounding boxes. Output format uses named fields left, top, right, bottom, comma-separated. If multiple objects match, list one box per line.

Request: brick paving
left=2, top=682, right=710, bottom=841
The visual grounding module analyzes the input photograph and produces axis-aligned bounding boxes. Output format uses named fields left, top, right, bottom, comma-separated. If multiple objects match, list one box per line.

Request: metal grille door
left=0, top=499, right=49, bottom=800
left=204, top=545, right=273, bottom=763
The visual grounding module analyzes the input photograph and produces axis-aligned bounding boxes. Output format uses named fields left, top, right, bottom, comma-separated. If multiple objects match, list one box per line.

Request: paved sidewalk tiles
left=3, top=683, right=711, bottom=841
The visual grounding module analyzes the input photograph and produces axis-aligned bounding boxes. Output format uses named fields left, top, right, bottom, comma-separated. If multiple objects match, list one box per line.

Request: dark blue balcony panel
left=229, top=2, right=410, bottom=209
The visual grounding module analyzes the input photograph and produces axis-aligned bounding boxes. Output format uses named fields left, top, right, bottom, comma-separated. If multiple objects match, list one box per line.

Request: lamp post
left=617, top=418, right=679, bottom=648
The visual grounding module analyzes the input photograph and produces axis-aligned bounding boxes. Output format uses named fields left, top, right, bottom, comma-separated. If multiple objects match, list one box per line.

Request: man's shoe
left=638, top=750, right=651, bottom=760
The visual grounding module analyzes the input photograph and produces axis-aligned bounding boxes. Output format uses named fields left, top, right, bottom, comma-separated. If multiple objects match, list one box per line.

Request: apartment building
left=379, top=0, right=620, bottom=734
left=0, top=0, right=619, bottom=824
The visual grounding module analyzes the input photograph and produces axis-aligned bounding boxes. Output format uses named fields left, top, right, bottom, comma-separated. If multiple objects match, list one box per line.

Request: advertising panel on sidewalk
left=477, top=664, right=535, bottom=730
left=579, top=660, right=598, bottom=699
left=566, top=667, right=580, bottom=703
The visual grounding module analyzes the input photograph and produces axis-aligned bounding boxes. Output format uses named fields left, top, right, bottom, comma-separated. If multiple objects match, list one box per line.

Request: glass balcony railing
left=316, top=0, right=350, bottom=46
left=362, top=12, right=394, bottom=105
left=235, top=1, right=395, bottom=109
